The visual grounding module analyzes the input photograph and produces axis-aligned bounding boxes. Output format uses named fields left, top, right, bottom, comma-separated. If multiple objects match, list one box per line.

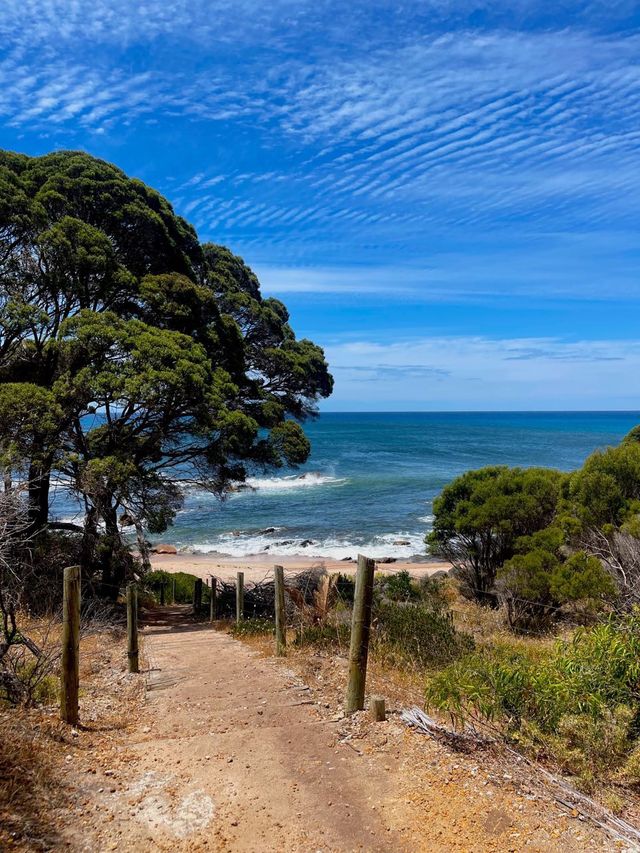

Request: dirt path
left=63, top=606, right=628, bottom=852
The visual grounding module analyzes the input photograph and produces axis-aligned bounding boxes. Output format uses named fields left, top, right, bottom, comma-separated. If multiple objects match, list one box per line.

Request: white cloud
left=322, top=336, right=640, bottom=410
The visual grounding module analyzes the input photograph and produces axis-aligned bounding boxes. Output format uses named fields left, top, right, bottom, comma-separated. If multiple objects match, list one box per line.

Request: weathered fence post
left=171, top=576, right=176, bottom=604
left=345, top=554, right=375, bottom=715
left=370, top=695, right=386, bottom=722
left=193, top=578, right=203, bottom=615
left=274, top=564, right=286, bottom=656
left=209, top=575, right=217, bottom=622
left=61, top=565, right=81, bottom=724
left=159, top=580, right=166, bottom=605
left=126, top=583, right=139, bottom=674
left=236, top=571, right=244, bottom=624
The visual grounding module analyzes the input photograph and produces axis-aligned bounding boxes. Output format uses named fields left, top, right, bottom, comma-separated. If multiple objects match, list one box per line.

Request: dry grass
left=0, top=619, right=143, bottom=851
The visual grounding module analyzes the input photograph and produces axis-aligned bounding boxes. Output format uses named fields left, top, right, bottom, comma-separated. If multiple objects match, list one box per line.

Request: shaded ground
left=46, top=605, right=629, bottom=852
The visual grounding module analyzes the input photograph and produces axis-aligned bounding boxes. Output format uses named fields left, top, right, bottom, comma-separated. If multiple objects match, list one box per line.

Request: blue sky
left=2, top=0, right=640, bottom=410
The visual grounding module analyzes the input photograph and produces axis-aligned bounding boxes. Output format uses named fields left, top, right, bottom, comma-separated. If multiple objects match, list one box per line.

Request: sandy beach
left=149, top=551, right=451, bottom=584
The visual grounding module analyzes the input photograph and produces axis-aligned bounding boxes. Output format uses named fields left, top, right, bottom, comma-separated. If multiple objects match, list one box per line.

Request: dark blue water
left=128, top=411, right=639, bottom=559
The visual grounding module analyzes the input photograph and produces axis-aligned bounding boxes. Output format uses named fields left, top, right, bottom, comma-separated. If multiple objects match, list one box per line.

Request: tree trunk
left=27, top=461, right=51, bottom=535
left=80, top=506, right=98, bottom=581
left=100, top=504, right=129, bottom=600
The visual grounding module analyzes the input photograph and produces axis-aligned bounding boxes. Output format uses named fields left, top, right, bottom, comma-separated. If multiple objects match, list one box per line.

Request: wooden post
left=193, top=578, right=203, bottom=615
left=159, top=580, right=166, bottom=605
left=345, top=554, right=375, bottom=715
left=370, top=696, right=386, bottom=722
left=60, top=565, right=81, bottom=725
left=274, top=564, right=286, bottom=656
left=126, top=583, right=139, bottom=674
left=236, top=571, right=244, bottom=624
left=172, top=576, right=176, bottom=604
left=209, top=576, right=217, bottom=622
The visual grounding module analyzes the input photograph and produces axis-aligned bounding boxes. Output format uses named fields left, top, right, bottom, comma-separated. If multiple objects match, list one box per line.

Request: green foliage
left=499, top=523, right=614, bottom=630
left=294, top=622, right=351, bottom=648
left=550, top=551, right=615, bottom=602
left=569, top=441, right=640, bottom=528
left=142, top=570, right=196, bottom=604
left=426, top=613, right=640, bottom=784
left=0, top=149, right=332, bottom=595
left=373, top=601, right=474, bottom=668
left=418, top=574, right=452, bottom=612
left=622, top=425, right=640, bottom=445
left=428, top=466, right=564, bottom=603
left=335, top=573, right=355, bottom=605
left=376, top=569, right=419, bottom=602
left=230, top=618, right=275, bottom=638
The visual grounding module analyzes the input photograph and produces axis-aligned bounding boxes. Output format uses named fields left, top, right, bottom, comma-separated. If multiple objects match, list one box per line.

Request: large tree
left=0, top=150, right=332, bottom=594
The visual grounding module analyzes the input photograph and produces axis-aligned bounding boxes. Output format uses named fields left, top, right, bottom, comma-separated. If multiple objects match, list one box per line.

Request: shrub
left=373, top=601, right=474, bottom=668
left=335, top=573, right=355, bottom=605
left=418, top=574, right=453, bottom=612
left=498, top=528, right=614, bottom=631
left=230, top=618, right=275, bottom=638
left=142, top=570, right=197, bottom=604
left=376, top=570, right=419, bottom=602
left=428, top=466, right=564, bottom=604
left=294, top=622, right=351, bottom=648
left=426, top=612, right=640, bottom=785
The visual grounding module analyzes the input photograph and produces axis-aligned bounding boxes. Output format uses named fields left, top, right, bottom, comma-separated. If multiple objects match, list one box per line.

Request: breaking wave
left=242, top=472, right=348, bottom=492
left=188, top=529, right=427, bottom=560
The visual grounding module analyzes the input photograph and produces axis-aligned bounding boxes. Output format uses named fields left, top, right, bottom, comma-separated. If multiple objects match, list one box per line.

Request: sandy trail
left=65, top=606, right=624, bottom=852
left=81, top=605, right=409, bottom=852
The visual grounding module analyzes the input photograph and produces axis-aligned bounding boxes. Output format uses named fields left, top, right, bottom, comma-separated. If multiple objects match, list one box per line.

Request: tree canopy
left=428, top=465, right=564, bottom=603
left=428, top=431, right=640, bottom=620
left=0, top=149, right=333, bottom=594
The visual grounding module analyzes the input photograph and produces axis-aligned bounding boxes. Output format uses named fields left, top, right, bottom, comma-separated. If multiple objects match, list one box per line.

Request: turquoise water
left=136, top=411, right=640, bottom=559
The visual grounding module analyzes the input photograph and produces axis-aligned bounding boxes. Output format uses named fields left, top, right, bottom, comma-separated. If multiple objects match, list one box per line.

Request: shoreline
left=149, top=551, right=451, bottom=584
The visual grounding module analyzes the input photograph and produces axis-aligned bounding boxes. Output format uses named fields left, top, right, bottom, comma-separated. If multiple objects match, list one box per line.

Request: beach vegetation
left=426, top=611, right=640, bottom=788
left=142, top=570, right=198, bottom=604
left=427, top=466, right=564, bottom=605
left=498, top=527, right=614, bottom=630
left=230, top=618, right=275, bottom=638
left=0, top=149, right=332, bottom=599
left=373, top=599, right=474, bottom=668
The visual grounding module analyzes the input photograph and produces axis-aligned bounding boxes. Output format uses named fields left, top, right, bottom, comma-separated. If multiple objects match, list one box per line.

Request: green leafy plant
left=426, top=612, right=640, bottom=786
left=230, top=618, right=275, bottom=638
left=373, top=601, right=474, bottom=668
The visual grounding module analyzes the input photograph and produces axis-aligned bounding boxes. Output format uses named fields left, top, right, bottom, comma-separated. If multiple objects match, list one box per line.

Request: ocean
left=89, top=411, right=639, bottom=560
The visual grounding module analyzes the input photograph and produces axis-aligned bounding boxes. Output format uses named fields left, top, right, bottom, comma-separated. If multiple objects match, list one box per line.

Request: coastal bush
left=373, top=601, right=474, bottom=668
left=426, top=612, right=640, bottom=785
left=428, top=466, right=564, bottom=605
left=294, top=622, right=351, bottom=648
left=497, top=526, right=615, bottom=630
left=143, top=570, right=197, bottom=604
left=567, top=440, right=640, bottom=607
left=230, top=618, right=275, bottom=638
left=418, top=575, right=452, bottom=612
left=334, top=573, right=355, bottom=606
left=376, top=570, right=419, bottom=602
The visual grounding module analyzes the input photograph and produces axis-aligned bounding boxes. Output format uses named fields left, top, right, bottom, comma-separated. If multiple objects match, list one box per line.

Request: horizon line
left=316, top=409, right=640, bottom=414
